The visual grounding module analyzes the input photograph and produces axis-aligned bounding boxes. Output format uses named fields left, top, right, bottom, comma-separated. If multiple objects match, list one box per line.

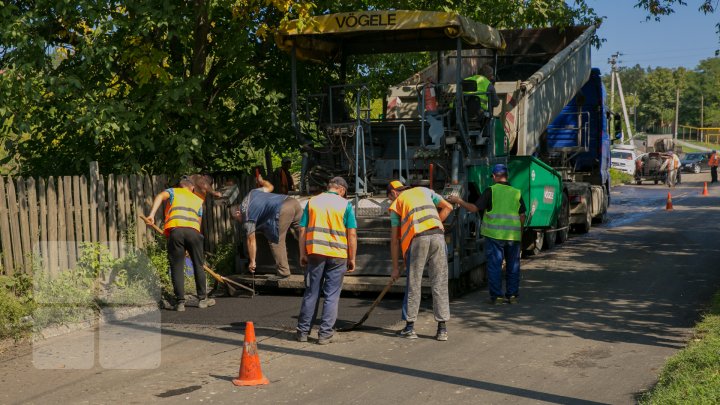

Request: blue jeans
left=296, top=255, right=347, bottom=338
left=485, top=237, right=521, bottom=299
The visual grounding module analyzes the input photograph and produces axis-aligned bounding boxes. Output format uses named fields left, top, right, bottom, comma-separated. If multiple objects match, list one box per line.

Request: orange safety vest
left=388, top=187, right=444, bottom=257
left=305, top=192, right=349, bottom=259
left=671, top=154, right=680, bottom=170
left=709, top=153, right=719, bottom=167
left=163, top=187, right=203, bottom=235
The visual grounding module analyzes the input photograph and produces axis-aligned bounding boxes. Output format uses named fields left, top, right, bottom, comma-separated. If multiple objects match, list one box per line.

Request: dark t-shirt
left=474, top=181, right=526, bottom=219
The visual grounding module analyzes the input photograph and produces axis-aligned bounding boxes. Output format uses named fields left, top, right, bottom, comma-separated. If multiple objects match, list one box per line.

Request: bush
left=610, top=168, right=634, bottom=186
left=0, top=287, right=33, bottom=339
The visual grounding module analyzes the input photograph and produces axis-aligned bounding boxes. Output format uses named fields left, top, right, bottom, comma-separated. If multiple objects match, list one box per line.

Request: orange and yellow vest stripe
left=389, top=187, right=443, bottom=257
left=306, top=193, right=349, bottom=259
left=163, top=187, right=203, bottom=235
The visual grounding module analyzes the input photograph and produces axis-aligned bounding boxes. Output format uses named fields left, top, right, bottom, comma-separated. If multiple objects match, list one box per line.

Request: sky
left=588, top=0, right=718, bottom=71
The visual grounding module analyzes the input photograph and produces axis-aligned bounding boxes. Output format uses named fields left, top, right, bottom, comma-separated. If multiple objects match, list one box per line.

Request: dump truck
left=239, top=10, right=611, bottom=293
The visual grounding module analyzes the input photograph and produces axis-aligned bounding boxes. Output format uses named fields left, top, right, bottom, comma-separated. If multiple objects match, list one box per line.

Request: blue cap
left=492, top=164, right=508, bottom=175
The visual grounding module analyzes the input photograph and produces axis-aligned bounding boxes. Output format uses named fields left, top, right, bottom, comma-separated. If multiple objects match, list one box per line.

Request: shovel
left=338, top=278, right=395, bottom=332
left=139, top=215, right=255, bottom=297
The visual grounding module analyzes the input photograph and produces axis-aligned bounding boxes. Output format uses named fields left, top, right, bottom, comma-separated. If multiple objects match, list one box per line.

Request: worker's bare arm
left=298, top=227, right=307, bottom=267
left=346, top=228, right=357, bottom=273
left=246, top=232, right=257, bottom=273
left=390, top=227, right=401, bottom=280
left=445, top=195, right=479, bottom=213
left=437, top=199, right=454, bottom=222
left=145, top=191, right=171, bottom=225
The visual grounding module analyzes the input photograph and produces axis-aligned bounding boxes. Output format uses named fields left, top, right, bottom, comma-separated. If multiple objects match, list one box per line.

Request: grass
left=638, top=292, right=720, bottom=404
left=610, top=168, right=635, bottom=186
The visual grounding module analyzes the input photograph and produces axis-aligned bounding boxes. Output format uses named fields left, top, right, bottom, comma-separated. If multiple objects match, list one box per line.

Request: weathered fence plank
left=130, top=175, right=144, bottom=249
left=80, top=176, right=90, bottom=243
left=63, top=176, right=77, bottom=269
left=0, top=178, right=14, bottom=275
left=16, top=178, right=31, bottom=273
left=143, top=175, right=155, bottom=245
left=116, top=175, right=129, bottom=253
left=38, top=178, right=48, bottom=273
left=89, top=162, right=99, bottom=243
left=107, top=174, right=118, bottom=257
left=6, top=179, right=25, bottom=272
left=56, top=177, right=68, bottom=272
left=97, top=175, right=108, bottom=245
left=73, top=177, right=83, bottom=246
left=47, top=177, right=58, bottom=274
left=26, top=178, right=39, bottom=274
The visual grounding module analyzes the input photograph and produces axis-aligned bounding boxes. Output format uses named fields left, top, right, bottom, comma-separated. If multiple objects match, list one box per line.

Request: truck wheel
left=557, top=192, right=570, bottom=244
left=593, top=192, right=609, bottom=224
left=636, top=180, right=642, bottom=185
left=578, top=190, right=592, bottom=234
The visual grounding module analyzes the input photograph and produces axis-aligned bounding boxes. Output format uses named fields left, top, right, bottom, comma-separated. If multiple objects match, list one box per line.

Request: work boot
left=174, top=302, right=186, bottom=312
left=488, top=296, right=505, bottom=305
left=198, top=298, right=216, bottom=309
left=507, top=295, right=519, bottom=304
left=296, top=330, right=308, bottom=342
left=317, top=335, right=333, bottom=345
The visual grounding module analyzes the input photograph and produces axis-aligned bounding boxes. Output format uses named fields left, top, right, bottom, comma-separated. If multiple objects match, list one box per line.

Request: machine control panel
left=441, top=184, right=464, bottom=200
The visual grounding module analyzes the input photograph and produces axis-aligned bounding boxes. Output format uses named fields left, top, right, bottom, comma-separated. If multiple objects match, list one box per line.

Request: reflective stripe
left=400, top=205, right=437, bottom=227
left=401, top=214, right=440, bottom=242
left=166, top=215, right=201, bottom=224
left=485, top=213, right=518, bottom=221
left=307, top=226, right=347, bottom=237
left=483, top=224, right=522, bottom=232
left=306, top=240, right=348, bottom=249
left=168, top=206, right=201, bottom=216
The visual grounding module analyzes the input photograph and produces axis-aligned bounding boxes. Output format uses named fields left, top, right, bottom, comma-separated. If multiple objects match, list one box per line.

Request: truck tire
left=577, top=189, right=592, bottom=234
left=524, top=229, right=544, bottom=256
left=557, top=191, right=570, bottom=244
left=636, top=180, right=642, bottom=185
left=654, top=179, right=659, bottom=185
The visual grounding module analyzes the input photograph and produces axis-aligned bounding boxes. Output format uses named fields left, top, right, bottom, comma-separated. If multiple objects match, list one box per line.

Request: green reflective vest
left=464, top=75, right=492, bottom=109
left=481, top=184, right=522, bottom=241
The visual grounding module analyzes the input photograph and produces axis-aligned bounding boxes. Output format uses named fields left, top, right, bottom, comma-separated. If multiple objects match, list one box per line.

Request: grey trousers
left=269, top=198, right=303, bottom=276
left=402, top=233, right=450, bottom=323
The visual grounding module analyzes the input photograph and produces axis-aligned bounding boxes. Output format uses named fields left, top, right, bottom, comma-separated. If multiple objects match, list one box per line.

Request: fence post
left=89, top=162, right=99, bottom=243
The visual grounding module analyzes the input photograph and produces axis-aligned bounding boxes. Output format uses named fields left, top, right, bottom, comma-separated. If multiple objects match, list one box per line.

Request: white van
left=611, top=145, right=638, bottom=175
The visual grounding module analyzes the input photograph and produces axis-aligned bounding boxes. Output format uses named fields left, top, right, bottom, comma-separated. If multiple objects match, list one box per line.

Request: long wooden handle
left=139, top=215, right=254, bottom=293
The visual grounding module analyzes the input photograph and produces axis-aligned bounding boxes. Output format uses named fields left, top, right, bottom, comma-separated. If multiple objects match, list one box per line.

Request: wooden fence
left=0, top=163, right=254, bottom=276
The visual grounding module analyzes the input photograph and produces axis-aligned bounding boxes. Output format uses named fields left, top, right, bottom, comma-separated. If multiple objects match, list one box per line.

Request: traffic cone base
left=232, top=321, right=270, bottom=386
left=665, top=192, right=673, bottom=210
left=702, top=182, right=709, bottom=196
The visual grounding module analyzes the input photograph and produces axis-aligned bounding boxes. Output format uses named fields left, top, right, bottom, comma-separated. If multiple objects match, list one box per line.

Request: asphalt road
left=2, top=173, right=719, bottom=404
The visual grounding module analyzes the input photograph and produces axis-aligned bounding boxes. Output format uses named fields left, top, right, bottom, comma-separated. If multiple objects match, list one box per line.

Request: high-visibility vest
left=709, top=153, right=719, bottom=167
left=671, top=154, right=680, bottom=170
left=163, top=187, right=203, bottom=235
left=481, top=184, right=522, bottom=241
left=306, top=192, right=349, bottom=259
left=463, top=75, right=492, bottom=109
left=388, top=187, right=444, bottom=257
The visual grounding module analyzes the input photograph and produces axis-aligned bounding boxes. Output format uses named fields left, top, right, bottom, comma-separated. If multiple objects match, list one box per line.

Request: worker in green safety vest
left=463, top=64, right=500, bottom=118
left=446, top=163, right=526, bottom=305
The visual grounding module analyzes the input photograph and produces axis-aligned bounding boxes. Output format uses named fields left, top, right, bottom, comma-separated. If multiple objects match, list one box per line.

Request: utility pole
left=674, top=88, right=680, bottom=140
left=608, top=52, right=621, bottom=140
left=616, top=73, right=633, bottom=144
left=701, top=94, right=704, bottom=143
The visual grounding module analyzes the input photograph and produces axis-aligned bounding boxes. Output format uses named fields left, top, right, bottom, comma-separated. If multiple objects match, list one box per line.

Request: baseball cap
left=387, top=180, right=409, bottom=195
left=492, top=164, right=508, bottom=175
left=328, top=176, right=349, bottom=190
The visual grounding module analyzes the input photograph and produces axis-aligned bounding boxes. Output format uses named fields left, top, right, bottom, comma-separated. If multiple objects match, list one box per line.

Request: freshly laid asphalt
left=2, top=173, right=720, bottom=404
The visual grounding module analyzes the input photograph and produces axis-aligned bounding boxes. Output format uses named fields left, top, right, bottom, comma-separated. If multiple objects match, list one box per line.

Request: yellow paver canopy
left=275, top=10, right=506, bottom=62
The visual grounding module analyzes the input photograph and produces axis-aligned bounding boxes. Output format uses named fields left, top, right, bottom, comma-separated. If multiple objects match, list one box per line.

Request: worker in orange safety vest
left=145, top=176, right=215, bottom=312
left=387, top=180, right=453, bottom=341
left=709, top=150, right=719, bottom=183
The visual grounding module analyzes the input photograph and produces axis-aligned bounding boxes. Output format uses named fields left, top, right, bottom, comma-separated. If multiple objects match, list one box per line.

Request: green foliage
left=609, top=168, right=634, bottom=186
left=0, top=273, right=34, bottom=339
left=207, top=242, right=236, bottom=276
left=639, top=291, right=720, bottom=404
left=0, top=1, right=602, bottom=176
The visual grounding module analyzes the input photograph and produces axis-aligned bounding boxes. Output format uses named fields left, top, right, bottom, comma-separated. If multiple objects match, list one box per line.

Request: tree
left=0, top=1, right=602, bottom=176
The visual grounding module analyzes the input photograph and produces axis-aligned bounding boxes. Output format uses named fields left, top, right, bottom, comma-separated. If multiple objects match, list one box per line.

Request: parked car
left=611, top=147, right=638, bottom=175
left=680, top=152, right=711, bottom=173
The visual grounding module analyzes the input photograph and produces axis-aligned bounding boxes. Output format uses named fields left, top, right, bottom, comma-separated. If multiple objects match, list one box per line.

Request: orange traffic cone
left=702, top=182, right=709, bottom=196
left=232, top=321, right=269, bottom=386
left=665, top=192, right=673, bottom=210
